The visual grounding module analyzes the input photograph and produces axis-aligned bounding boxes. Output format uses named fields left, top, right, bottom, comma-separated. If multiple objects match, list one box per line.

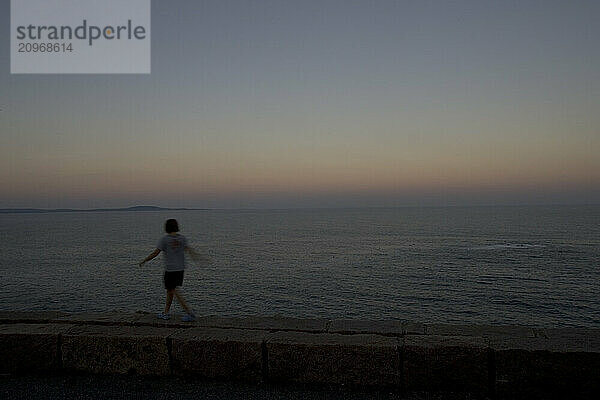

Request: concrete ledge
left=328, top=319, right=425, bottom=336
left=194, top=316, right=330, bottom=333
left=426, top=323, right=535, bottom=339
left=403, top=335, right=489, bottom=393
left=170, top=327, right=265, bottom=382
left=495, top=348, right=600, bottom=398
left=0, top=323, right=73, bottom=373
left=0, top=311, right=69, bottom=324
left=13, top=312, right=331, bottom=332
left=266, top=331, right=400, bottom=386
left=54, top=312, right=146, bottom=326
left=62, top=325, right=172, bottom=376
left=1, top=312, right=599, bottom=398
left=543, top=328, right=600, bottom=353
left=490, top=330, right=600, bottom=398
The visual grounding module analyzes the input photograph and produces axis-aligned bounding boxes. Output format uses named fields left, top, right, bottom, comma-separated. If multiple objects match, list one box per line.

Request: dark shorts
left=163, top=271, right=184, bottom=290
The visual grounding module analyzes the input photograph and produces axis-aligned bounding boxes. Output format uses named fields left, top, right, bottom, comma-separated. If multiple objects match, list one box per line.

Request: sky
left=1, top=0, right=599, bottom=209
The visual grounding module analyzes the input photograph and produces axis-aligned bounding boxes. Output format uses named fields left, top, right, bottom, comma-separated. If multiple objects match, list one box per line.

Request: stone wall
left=1, top=312, right=599, bottom=399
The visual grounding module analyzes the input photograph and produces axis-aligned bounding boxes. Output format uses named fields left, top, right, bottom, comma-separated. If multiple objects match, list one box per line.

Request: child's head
left=165, top=219, right=179, bottom=233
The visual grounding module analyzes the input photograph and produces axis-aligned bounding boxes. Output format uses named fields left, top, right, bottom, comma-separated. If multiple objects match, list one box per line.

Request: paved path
left=2, top=312, right=599, bottom=398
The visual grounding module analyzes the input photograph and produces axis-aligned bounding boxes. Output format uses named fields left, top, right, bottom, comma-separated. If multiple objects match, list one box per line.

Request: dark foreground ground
left=1, top=374, right=482, bottom=400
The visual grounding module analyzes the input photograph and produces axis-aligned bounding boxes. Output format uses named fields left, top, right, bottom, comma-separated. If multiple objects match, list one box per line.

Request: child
left=139, top=218, right=199, bottom=321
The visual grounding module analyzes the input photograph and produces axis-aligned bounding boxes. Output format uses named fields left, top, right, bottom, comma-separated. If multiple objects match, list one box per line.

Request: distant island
left=0, top=206, right=202, bottom=214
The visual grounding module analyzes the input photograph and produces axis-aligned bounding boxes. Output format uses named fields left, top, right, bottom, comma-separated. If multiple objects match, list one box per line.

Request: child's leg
left=164, top=290, right=174, bottom=313
left=173, top=288, right=192, bottom=314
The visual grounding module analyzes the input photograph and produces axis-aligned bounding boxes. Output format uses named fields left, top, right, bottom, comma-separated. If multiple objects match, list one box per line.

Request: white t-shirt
left=157, top=233, right=188, bottom=272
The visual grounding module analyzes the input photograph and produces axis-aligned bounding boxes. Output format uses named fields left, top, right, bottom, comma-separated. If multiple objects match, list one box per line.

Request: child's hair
left=165, top=219, right=179, bottom=233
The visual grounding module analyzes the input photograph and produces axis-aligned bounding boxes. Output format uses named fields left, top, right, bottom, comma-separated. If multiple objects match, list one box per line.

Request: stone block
left=426, top=323, right=534, bottom=338
left=489, top=335, right=548, bottom=352
left=328, top=319, right=403, bottom=336
left=61, top=325, right=172, bottom=375
left=266, top=331, right=400, bottom=386
left=493, top=330, right=600, bottom=398
left=170, top=327, right=266, bottom=382
left=0, top=323, right=73, bottom=373
left=402, top=321, right=426, bottom=335
left=0, top=311, right=68, bottom=324
left=403, top=335, right=489, bottom=393
left=490, top=328, right=600, bottom=353
left=53, top=312, right=145, bottom=326
left=495, top=348, right=600, bottom=398
left=543, top=328, right=600, bottom=353
left=200, top=316, right=329, bottom=333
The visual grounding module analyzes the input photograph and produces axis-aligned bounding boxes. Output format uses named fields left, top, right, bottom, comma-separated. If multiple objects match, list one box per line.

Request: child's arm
left=185, top=246, right=211, bottom=265
left=139, top=248, right=161, bottom=267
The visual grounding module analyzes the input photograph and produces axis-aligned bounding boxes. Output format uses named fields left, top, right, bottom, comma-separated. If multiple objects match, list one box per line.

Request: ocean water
left=1, top=206, right=599, bottom=327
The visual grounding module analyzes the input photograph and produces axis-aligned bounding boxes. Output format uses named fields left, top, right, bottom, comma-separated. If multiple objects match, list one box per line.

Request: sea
left=1, top=206, right=599, bottom=327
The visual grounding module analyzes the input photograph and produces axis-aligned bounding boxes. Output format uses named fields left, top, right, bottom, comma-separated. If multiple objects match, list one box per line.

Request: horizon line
left=1, top=202, right=599, bottom=214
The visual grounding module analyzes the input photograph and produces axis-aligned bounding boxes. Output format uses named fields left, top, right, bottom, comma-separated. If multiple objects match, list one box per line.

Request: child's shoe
left=182, top=313, right=196, bottom=322
left=157, top=312, right=171, bottom=320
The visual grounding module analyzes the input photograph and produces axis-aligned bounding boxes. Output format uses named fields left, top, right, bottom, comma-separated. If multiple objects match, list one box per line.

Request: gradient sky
left=1, top=0, right=599, bottom=208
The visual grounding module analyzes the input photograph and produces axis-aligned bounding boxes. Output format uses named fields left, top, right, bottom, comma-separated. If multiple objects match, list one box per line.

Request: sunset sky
left=1, top=0, right=599, bottom=208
